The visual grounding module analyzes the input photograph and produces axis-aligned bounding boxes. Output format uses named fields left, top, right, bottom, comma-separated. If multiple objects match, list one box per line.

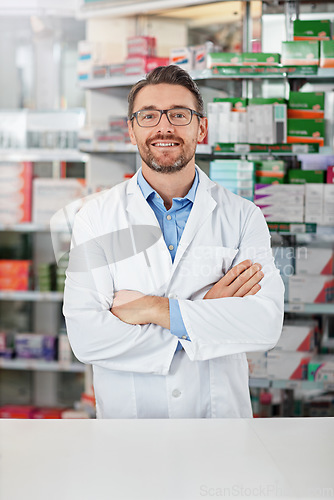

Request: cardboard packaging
left=170, top=47, right=193, bottom=70
left=327, top=166, right=334, bottom=183
left=323, top=184, right=334, bottom=225
left=247, top=104, right=287, bottom=144
left=288, top=91, right=325, bottom=119
left=0, top=260, right=31, bottom=291
left=296, top=247, right=333, bottom=275
left=248, top=97, right=286, bottom=105
left=272, top=246, right=295, bottom=301
left=241, top=53, right=280, bottom=66
left=289, top=275, right=334, bottom=303
left=213, top=97, right=247, bottom=112
left=246, top=351, right=268, bottom=378
left=308, top=356, right=334, bottom=382
left=274, top=322, right=316, bottom=352
left=31, top=407, right=64, bottom=419
left=288, top=169, right=325, bottom=184
left=267, top=351, right=311, bottom=380
left=0, top=405, right=36, bottom=418
left=281, top=41, right=319, bottom=66
left=206, top=52, right=242, bottom=68
left=15, top=333, right=57, bottom=360
left=255, top=184, right=305, bottom=222
left=305, top=183, right=324, bottom=224
left=125, top=56, right=169, bottom=75
left=127, top=36, right=156, bottom=57
left=320, top=40, right=334, bottom=68
left=0, top=162, right=32, bottom=225
left=287, top=118, right=325, bottom=146
left=255, top=160, right=285, bottom=178
left=293, top=19, right=331, bottom=41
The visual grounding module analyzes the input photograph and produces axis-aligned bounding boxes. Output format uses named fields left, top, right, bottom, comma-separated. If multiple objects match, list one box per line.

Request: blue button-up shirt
left=137, top=168, right=199, bottom=350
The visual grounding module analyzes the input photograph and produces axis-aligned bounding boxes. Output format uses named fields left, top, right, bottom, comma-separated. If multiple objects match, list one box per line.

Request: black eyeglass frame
left=130, top=107, right=204, bottom=127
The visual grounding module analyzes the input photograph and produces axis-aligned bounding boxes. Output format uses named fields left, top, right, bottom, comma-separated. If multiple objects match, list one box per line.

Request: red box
left=127, top=36, right=156, bottom=57
left=125, top=56, right=169, bottom=75
left=0, top=260, right=31, bottom=291
left=327, top=165, right=334, bottom=184
left=31, top=407, right=64, bottom=419
left=0, top=405, right=36, bottom=418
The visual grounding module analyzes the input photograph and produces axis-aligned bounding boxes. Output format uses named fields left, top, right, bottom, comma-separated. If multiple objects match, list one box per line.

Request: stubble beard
left=138, top=137, right=195, bottom=174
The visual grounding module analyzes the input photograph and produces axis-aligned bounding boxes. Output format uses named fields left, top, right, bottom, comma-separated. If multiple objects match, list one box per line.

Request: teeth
left=153, top=142, right=177, bottom=147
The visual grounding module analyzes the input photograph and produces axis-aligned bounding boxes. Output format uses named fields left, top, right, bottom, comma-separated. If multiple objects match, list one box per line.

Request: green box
left=288, top=169, right=325, bottom=184
left=288, top=91, right=325, bottom=115
left=256, top=160, right=285, bottom=173
left=242, top=52, right=280, bottom=66
left=320, top=40, right=334, bottom=68
left=207, top=52, right=242, bottom=67
left=213, top=97, right=247, bottom=111
left=293, top=19, right=331, bottom=40
left=281, top=41, right=319, bottom=66
left=287, top=118, right=325, bottom=146
left=248, top=97, right=286, bottom=105
left=255, top=176, right=285, bottom=185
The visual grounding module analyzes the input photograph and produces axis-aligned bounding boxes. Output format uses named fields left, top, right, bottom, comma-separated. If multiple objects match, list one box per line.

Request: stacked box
left=248, top=98, right=286, bottom=105
left=267, top=351, right=311, bottom=380
left=308, top=356, right=334, bottom=382
left=206, top=52, right=242, bottom=68
left=281, top=41, right=319, bottom=66
left=296, top=247, right=333, bottom=275
left=255, top=160, right=285, bottom=184
left=0, top=162, right=32, bottom=225
left=77, top=41, right=115, bottom=80
left=288, top=169, right=325, bottom=184
left=287, top=118, right=325, bottom=146
left=320, top=40, right=334, bottom=68
left=31, top=408, right=64, bottom=419
left=208, top=99, right=248, bottom=145
left=127, top=36, right=156, bottom=57
left=323, top=184, right=334, bottom=225
left=272, top=246, right=295, bottom=301
left=293, top=20, right=331, bottom=41
left=305, top=183, right=324, bottom=223
left=32, top=178, right=86, bottom=226
left=15, top=333, right=57, bottom=360
left=274, top=321, right=317, bottom=352
left=210, top=160, right=254, bottom=200
left=0, top=260, right=31, bottom=291
left=289, top=275, right=334, bottom=303
left=247, top=104, right=287, bottom=144
left=0, top=405, right=36, bottom=418
left=125, top=56, right=169, bottom=75
left=241, top=53, right=280, bottom=66
left=254, top=184, right=304, bottom=222
left=288, top=91, right=325, bottom=119
left=171, top=42, right=216, bottom=71
left=246, top=352, right=267, bottom=378
left=327, top=166, right=334, bottom=184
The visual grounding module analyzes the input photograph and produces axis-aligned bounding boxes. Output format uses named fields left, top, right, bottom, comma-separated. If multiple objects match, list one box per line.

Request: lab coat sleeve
left=63, top=210, right=178, bottom=375
left=178, top=205, right=284, bottom=361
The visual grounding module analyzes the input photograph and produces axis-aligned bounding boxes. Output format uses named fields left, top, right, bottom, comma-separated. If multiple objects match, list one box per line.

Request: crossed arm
left=111, top=259, right=264, bottom=329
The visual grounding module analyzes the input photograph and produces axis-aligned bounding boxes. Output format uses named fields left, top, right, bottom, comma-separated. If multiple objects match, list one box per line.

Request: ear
left=197, top=116, right=208, bottom=144
left=127, top=120, right=137, bottom=146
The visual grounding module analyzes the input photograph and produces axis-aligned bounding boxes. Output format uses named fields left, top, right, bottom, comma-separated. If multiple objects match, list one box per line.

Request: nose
left=156, top=111, right=175, bottom=134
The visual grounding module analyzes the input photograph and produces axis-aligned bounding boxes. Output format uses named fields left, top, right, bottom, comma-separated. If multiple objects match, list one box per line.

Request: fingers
left=233, top=270, right=263, bottom=297
left=228, top=263, right=263, bottom=296
left=244, top=284, right=261, bottom=297
left=220, top=259, right=253, bottom=286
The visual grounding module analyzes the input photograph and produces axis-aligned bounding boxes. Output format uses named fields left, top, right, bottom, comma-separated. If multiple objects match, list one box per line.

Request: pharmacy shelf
left=0, top=358, right=85, bottom=373
left=0, top=149, right=89, bottom=162
left=249, top=377, right=332, bottom=391
left=284, top=303, right=334, bottom=315
left=79, top=68, right=334, bottom=90
left=0, top=223, right=51, bottom=232
left=0, top=291, right=63, bottom=302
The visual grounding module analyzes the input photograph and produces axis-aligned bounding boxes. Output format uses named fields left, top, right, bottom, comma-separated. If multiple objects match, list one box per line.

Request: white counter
left=0, top=418, right=333, bottom=500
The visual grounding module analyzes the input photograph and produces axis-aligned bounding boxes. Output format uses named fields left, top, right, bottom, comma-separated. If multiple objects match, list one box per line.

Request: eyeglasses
left=130, top=107, right=203, bottom=128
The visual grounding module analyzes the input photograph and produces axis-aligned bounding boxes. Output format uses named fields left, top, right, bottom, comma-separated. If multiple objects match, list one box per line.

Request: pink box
left=127, top=36, right=156, bottom=57
left=125, top=56, right=169, bottom=75
left=327, top=165, right=334, bottom=183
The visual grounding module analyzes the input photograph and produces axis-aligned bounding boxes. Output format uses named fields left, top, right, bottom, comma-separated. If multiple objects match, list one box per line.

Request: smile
left=151, top=142, right=179, bottom=147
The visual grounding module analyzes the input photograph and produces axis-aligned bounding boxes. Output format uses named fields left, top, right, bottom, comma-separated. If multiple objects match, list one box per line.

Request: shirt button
left=168, top=244, right=174, bottom=251
left=181, top=335, right=187, bottom=340
left=166, top=215, right=172, bottom=220
left=172, top=389, right=181, bottom=398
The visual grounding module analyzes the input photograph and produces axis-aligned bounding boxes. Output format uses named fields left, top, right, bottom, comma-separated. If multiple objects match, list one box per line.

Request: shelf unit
left=0, top=359, right=85, bottom=373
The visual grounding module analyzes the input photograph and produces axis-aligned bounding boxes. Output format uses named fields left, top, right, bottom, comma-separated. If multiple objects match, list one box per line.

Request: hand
left=203, top=260, right=263, bottom=300
left=111, top=290, right=170, bottom=328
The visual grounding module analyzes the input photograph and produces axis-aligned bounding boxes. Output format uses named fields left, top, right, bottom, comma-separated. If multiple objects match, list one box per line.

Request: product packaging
left=267, top=351, right=311, bottom=380
left=206, top=52, right=242, bottom=68
left=241, top=53, right=280, bottom=66
left=0, top=162, right=32, bottom=225
left=323, top=184, right=334, bottom=225
left=287, top=118, right=325, bottom=146
left=127, top=36, right=156, bottom=57
left=0, top=260, right=31, bottom=291
left=31, top=407, right=64, bottom=419
left=125, top=56, right=169, bottom=75
left=308, top=356, right=334, bottom=382
left=170, top=47, right=193, bottom=70
left=247, top=104, right=287, bottom=144
left=0, top=405, right=36, bottom=418
left=248, top=98, right=286, bottom=105
left=288, top=91, right=325, bottom=119
left=305, top=183, right=324, bottom=224
left=296, top=247, right=333, bottom=275
left=293, top=20, right=331, bottom=41
left=320, top=40, right=334, bottom=68
left=246, top=351, right=268, bottom=378
left=281, top=41, right=319, bottom=66
left=274, top=321, right=317, bottom=352
left=255, top=160, right=285, bottom=178
left=289, top=275, right=334, bottom=303
left=327, top=166, right=334, bottom=183
left=272, top=246, right=295, bottom=301
left=288, top=169, right=325, bottom=183
left=255, top=184, right=304, bottom=222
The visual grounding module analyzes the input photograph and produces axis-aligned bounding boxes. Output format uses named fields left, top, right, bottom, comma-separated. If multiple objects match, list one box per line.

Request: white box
left=323, top=184, right=334, bottom=226
left=308, top=356, right=334, bottom=382
left=296, top=247, right=333, bottom=275
left=267, top=351, right=311, bottom=380
left=246, top=351, right=268, bottom=378
left=273, top=104, right=287, bottom=143
left=170, top=47, right=193, bottom=71
left=207, top=102, right=220, bottom=147
left=248, top=105, right=275, bottom=144
left=305, top=183, right=324, bottom=224
left=274, top=323, right=316, bottom=352
left=32, top=179, right=86, bottom=225
left=289, top=275, right=334, bottom=303
left=217, top=102, right=231, bottom=143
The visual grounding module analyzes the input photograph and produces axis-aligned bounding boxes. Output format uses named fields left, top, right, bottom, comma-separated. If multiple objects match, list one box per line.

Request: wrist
left=150, top=296, right=170, bottom=329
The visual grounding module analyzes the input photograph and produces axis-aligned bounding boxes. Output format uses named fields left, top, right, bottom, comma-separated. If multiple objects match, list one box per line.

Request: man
left=63, top=65, right=284, bottom=419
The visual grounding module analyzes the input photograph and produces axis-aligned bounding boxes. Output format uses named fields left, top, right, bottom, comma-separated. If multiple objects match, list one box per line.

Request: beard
left=137, top=134, right=196, bottom=174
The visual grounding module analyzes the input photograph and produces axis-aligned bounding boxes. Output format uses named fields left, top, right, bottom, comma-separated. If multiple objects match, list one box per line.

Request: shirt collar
left=137, top=167, right=199, bottom=204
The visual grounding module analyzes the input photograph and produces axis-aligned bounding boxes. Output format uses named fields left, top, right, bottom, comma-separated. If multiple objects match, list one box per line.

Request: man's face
left=128, top=83, right=207, bottom=174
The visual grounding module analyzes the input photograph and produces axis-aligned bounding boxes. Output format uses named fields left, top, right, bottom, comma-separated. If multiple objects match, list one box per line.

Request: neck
left=141, top=162, right=196, bottom=210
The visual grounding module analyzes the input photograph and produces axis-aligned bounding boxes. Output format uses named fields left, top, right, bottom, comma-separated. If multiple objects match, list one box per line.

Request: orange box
left=31, top=407, right=64, bottom=419
left=0, top=260, right=31, bottom=290
left=0, top=405, right=36, bottom=418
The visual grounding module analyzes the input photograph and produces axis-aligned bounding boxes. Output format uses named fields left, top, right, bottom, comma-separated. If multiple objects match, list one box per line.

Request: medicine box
left=241, top=53, right=280, bottom=66
left=323, top=184, right=334, bottom=225
left=170, top=47, right=193, bottom=70
left=327, top=166, right=334, bottom=184
left=320, top=40, right=334, bottom=68
left=248, top=97, right=286, bottom=105
left=0, top=162, right=32, bottom=225
left=308, top=356, right=334, bottom=382
left=127, top=36, right=156, bottom=57
left=287, top=118, right=325, bottom=147
left=289, top=275, right=334, bottom=303
left=288, top=169, right=325, bottom=183
left=296, top=247, right=333, bottom=275
left=213, top=97, right=247, bottom=112
left=0, top=260, right=31, bottom=291
left=255, top=160, right=285, bottom=178
left=246, top=351, right=267, bottom=378
left=305, top=183, right=324, bottom=224
left=288, top=91, right=325, bottom=119
left=281, top=41, right=319, bottom=66
left=274, top=322, right=316, bottom=352
left=206, top=52, right=242, bottom=67
left=293, top=19, right=331, bottom=40
left=267, top=351, right=311, bottom=380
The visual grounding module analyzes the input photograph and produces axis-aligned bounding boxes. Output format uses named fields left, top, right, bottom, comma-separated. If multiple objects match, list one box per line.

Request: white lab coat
left=63, top=165, right=284, bottom=418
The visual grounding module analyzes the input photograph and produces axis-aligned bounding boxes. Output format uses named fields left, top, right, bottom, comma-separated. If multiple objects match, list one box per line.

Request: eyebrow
left=136, top=105, right=189, bottom=112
